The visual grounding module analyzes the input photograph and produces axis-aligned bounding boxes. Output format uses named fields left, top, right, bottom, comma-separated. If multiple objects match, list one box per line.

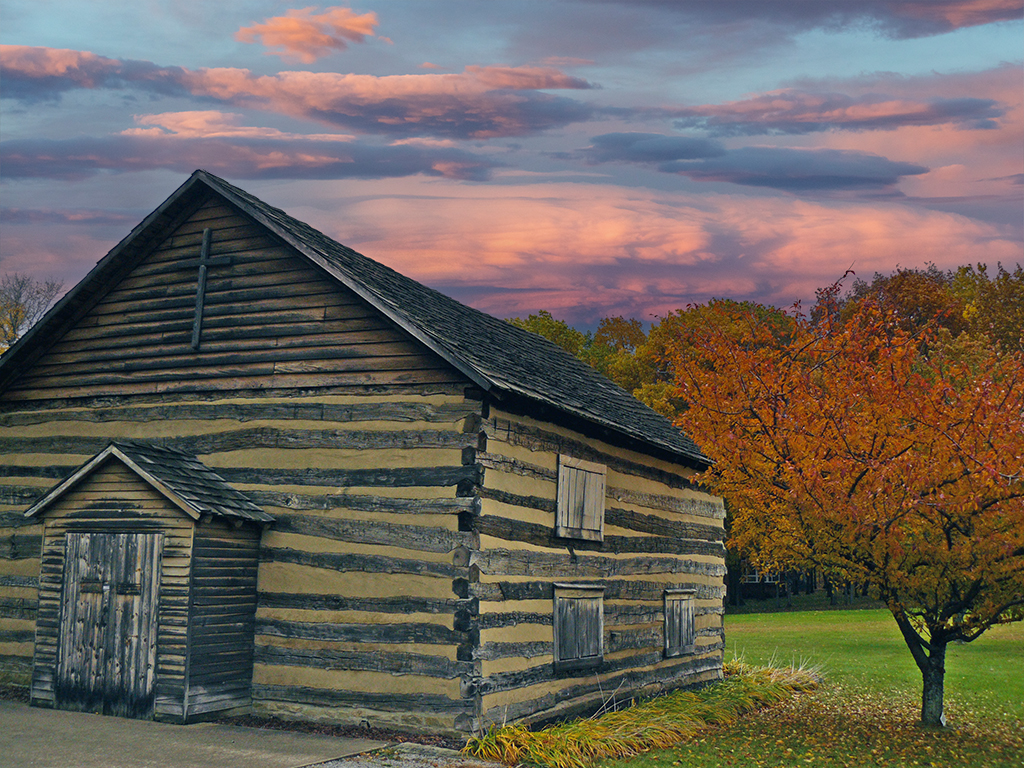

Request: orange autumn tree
left=666, top=297, right=1024, bottom=727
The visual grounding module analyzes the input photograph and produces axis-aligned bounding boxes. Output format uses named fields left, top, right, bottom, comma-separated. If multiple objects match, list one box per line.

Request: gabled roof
left=0, top=170, right=709, bottom=468
left=25, top=441, right=273, bottom=523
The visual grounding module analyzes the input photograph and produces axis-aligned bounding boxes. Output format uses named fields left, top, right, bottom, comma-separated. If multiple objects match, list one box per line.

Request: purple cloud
left=673, top=92, right=1004, bottom=136
left=0, top=208, right=138, bottom=225
left=582, top=132, right=726, bottom=163
left=662, top=147, right=929, bottom=191
left=0, top=135, right=497, bottom=181
left=584, top=134, right=929, bottom=191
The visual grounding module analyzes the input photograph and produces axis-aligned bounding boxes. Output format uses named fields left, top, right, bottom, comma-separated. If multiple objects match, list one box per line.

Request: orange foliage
left=666, top=298, right=1024, bottom=725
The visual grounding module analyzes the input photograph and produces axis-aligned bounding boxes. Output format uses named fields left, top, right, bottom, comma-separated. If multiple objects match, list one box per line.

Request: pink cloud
left=318, top=183, right=1021, bottom=322
left=236, top=6, right=380, bottom=63
left=175, top=65, right=593, bottom=137
left=791, top=68, right=1023, bottom=198
left=0, top=46, right=594, bottom=137
left=4, top=177, right=1020, bottom=326
left=0, top=45, right=186, bottom=101
left=122, top=111, right=355, bottom=141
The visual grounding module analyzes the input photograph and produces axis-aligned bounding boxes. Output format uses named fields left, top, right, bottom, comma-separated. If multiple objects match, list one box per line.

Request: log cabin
left=0, top=170, right=726, bottom=734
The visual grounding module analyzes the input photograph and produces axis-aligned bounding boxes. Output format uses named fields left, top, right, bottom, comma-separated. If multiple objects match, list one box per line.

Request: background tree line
left=510, top=263, right=1023, bottom=420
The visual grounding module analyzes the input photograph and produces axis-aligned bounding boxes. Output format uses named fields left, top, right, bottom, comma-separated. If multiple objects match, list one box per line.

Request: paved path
left=0, top=700, right=387, bottom=768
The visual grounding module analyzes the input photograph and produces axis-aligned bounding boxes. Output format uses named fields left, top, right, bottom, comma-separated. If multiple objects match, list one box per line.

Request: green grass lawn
left=606, top=609, right=1024, bottom=768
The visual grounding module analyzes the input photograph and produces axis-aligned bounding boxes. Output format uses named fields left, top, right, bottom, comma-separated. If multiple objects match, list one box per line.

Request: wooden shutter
left=553, top=584, right=604, bottom=672
left=664, top=590, right=696, bottom=657
left=556, top=456, right=606, bottom=541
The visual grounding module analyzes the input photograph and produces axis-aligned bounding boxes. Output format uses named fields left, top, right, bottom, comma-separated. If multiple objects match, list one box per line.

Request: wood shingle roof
left=25, top=440, right=273, bottom=523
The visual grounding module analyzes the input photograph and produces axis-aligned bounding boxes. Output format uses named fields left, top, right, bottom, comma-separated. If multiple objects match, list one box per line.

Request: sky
left=2, top=1, right=1022, bottom=326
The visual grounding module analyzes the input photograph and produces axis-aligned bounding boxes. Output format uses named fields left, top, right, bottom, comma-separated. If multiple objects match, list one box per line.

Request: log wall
left=462, top=403, right=726, bottom=729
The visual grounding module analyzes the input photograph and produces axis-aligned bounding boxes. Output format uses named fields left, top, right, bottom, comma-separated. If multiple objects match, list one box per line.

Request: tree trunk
left=892, top=610, right=948, bottom=727
left=919, top=640, right=947, bottom=727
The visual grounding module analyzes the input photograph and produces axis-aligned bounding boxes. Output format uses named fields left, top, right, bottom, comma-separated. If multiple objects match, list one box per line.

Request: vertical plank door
left=56, top=532, right=163, bottom=718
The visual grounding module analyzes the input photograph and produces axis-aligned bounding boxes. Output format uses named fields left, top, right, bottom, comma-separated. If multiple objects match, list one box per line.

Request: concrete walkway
left=0, top=700, right=388, bottom=768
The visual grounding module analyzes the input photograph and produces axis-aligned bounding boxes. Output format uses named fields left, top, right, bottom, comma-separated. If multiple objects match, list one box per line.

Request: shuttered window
left=553, top=584, right=604, bottom=672
left=664, top=589, right=697, bottom=657
left=556, top=456, right=606, bottom=541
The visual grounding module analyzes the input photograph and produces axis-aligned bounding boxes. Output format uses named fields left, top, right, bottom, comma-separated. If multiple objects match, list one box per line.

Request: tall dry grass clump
left=463, top=662, right=819, bottom=767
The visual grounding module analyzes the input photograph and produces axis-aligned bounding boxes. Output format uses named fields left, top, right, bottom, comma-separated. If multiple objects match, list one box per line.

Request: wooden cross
left=190, top=228, right=231, bottom=350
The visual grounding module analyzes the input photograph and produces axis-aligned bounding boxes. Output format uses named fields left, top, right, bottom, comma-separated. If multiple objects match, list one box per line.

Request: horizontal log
left=22, top=348, right=441, bottom=387
left=605, top=507, right=724, bottom=542
left=0, top=575, right=38, bottom=588
left=0, top=428, right=473, bottom=459
left=272, top=514, right=474, bottom=555
left=57, top=313, right=395, bottom=356
left=103, top=255, right=320, bottom=303
left=0, top=400, right=476, bottom=428
left=0, top=486, right=46, bottom=505
left=257, top=592, right=464, bottom=615
left=260, top=546, right=462, bottom=579
left=468, top=580, right=724, bottom=603
left=0, top=382, right=467, bottom=412
left=0, top=511, right=39, bottom=528
left=0, top=653, right=33, bottom=674
left=470, top=548, right=727, bottom=579
left=0, top=628, right=35, bottom=643
left=478, top=486, right=556, bottom=515
left=477, top=453, right=555, bottom=483
left=4, top=461, right=478, bottom=493
left=254, top=644, right=471, bottom=679
left=218, top=465, right=479, bottom=489
left=255, top=617, right=462, bottom=645
left=0, top=596, right=38, bottom=621
left=248, top=491, right=473, bottom=515
left=475, top=516, right=726, bottom=557
left=0, top=534, right=41, bottom=560
left=31, top=334, right=430, bottom=378
left=83, top=278, right=342, bottom=323
left=9, top=362, right=465, bottom=396
left=473, top=640, right=551, bottom=661
left=252, top=683, right=472, bottom=714
left=608, top=488, right=725, bottom=521
left=189, top=658, right=254, bottom=677
left=0, top=465, right=78, bottom=480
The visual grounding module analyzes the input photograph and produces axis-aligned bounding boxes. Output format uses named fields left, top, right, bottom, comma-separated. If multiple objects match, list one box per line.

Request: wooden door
left=56, top=532, right=163, bottom=718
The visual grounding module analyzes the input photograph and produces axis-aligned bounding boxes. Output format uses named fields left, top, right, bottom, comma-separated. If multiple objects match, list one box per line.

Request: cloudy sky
left=2, top=1, right=1022, bottom=325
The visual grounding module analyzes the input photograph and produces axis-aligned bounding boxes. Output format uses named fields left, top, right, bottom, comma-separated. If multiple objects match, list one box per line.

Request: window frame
left=555, top=455, right=606, bottom=542
left=664, top=588, right=697, bottom=657
left=552, top=583, right=605, bottom=673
